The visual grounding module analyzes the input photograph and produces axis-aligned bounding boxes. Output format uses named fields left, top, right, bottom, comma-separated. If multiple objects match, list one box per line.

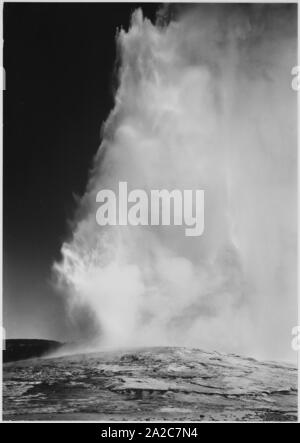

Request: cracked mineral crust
left=3, top=347, right=298, bottom=421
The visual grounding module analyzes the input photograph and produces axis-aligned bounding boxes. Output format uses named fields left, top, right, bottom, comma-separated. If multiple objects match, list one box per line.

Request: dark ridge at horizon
left=3, top=338, right=64, bottom=363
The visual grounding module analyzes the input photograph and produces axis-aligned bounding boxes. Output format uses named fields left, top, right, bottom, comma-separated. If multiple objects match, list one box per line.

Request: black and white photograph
left=1, top=1, right=299, bottom=424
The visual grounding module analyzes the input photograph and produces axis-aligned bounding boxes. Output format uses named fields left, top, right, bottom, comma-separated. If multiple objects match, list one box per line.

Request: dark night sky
left=3, top=2, right=159, bottom=339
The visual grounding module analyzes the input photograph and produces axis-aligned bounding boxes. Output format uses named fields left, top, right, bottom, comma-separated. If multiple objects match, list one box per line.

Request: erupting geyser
left=53, top=5, right=297, bottom=362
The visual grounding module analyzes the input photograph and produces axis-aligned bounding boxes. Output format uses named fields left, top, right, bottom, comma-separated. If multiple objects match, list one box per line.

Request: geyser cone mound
left=3, top=347, right=297, bottom=421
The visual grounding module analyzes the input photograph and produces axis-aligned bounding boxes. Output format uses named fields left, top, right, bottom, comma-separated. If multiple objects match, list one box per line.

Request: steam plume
left=53, top=4, right=297, bottom=361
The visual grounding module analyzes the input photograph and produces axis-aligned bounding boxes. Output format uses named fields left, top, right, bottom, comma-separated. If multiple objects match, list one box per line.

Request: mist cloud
left=53, top=4, right=297, bottom=362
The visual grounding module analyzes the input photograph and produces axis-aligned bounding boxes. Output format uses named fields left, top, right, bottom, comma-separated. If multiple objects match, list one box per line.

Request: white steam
left=54, top=5, right=297, bottom=361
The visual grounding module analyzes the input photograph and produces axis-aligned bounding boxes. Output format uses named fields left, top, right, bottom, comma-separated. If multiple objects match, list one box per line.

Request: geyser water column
left=53, top=5, right=297, bottom=361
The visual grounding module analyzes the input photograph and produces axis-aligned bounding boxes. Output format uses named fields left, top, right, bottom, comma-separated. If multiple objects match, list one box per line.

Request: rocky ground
left=3, top=346, right=298, bottom=421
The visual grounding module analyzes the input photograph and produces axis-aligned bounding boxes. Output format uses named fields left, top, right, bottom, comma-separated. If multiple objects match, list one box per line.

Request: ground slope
left=3, top=347, right=298, bottom=421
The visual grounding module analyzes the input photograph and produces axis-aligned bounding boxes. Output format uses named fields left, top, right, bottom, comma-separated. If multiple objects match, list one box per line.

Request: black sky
left=3, top=2, right=159, bottom=339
